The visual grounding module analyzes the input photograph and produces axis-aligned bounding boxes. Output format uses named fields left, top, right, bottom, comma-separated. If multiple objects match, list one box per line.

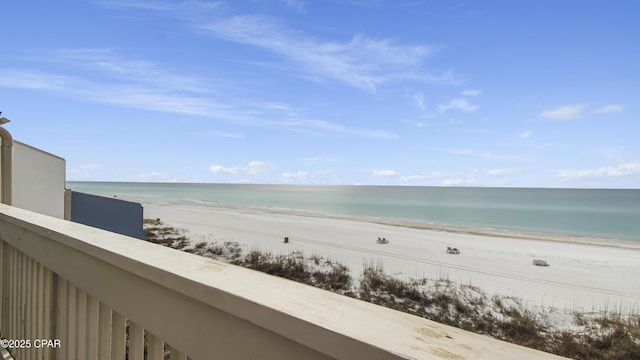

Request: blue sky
left=1, top=1, right=639, bottom=188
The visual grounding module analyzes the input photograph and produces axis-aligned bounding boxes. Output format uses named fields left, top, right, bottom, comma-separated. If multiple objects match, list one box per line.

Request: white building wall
left=12, top=141, right=66, bottom=218
left=0, top=137, right=3, bottom=200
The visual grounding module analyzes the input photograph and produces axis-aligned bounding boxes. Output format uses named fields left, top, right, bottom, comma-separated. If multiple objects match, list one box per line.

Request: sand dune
left=144, top=202, right=640, bottom=314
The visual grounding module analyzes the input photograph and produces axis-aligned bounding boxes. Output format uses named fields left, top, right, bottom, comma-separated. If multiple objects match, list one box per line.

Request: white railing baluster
left=147, top=332, right=164, bottom=360
left=57, top=277, right=69, bottom=360
left=67, top=283, right=77, bottom=360
left=111, top=311, right=126, bottom=360
left=128, top=321, right=144, bottom=360
left=87, top=295, right=99, bottom=359
left=19, top=251, right=27, bottom=357
left=0, top=204, right=566, bottom=360
left=98, top=302, right=112, bottom=360
left=169, top=347, right=188, bottom=360
left=17, top=249, right=23, bottom=340
left=7, top=245, right=15, bottom=341
left=76, top=289, right=87, bottom=359
left=43, top=267, right=52, bottom=360
left=27, top=257, right=35, bottom=360
left=36, top=263, right=44, bottom=360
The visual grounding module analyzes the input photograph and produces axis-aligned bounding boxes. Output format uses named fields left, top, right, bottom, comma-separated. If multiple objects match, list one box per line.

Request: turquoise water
left=66, top=182, right=640, bottom=241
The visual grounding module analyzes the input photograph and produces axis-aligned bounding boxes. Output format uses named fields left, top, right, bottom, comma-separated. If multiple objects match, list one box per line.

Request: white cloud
left=1, top=51, right=396, bottom=139
left=294, top=118, right=398, bottom=138
left=598, top=148, right=625, bottom=161
left=441, top=178, right=464, bottom=186
left=399, top=171, right=452, bottom=181
left=440, top=170, right=479, bottom=186
left=199, top=16, right=441, bottom=91
left=412, top=93, right=426, bottom=111
left=557, top=162, right=640, bottom=180
left=99, top=2, right=458, bottom=92
left=315, top=169, right=334, bottom=176
left=210, top=161, right=273, bottom=175
left=372, top=169, right=397, bottom=177
left=539, top=104, right=584, bottom=120
left=594, top=104, right=624, bottom=113
left=401, top=119, right=425, bottom=128
left=437, top=98, right=477, bottom=113
left=282, top=171, right=309, bottom=179
left=486, top=167, right=519, bottom=176
left=520, top=130, right=533, bottom=139
left=461, top=89, right=482, bottom=97
left=94, top=0, right=180, bottom=11
left=80, top=163, right=103, bottom=169
left=281, top=0, right=305, bottom=12
left=446, top=148, right=535, bottom=162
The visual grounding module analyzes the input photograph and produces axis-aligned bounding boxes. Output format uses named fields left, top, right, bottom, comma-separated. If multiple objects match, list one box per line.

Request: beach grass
left=144, top=218, right=640, bottom=360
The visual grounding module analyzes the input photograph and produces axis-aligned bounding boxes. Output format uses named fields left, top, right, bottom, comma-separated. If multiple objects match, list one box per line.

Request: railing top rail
left=0, top=204, right=566, bottom=359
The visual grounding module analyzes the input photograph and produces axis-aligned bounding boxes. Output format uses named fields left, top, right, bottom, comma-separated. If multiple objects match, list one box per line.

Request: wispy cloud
left=412, top=93, right=427, bottom=111
left=372, top=169, right=397, bottom=177
left=520, top=130, right=533, bottom=139
left=486, top=167, right=519, bottom=176
left=446, top=148, right=535, bottom=162
left=210, top=160, right=273, bottom=175
left=281, top=171, right=310, bottom=179
left=399, top=171, right=453, bottom=182
left=437, top=98, right=477, bottom=113
left=21, top=48, right=211, bottom=93
left=96, top=1, right=458, bottom=91
left=441, top=173, right=478, bottom=186
left=598, top=147, right=625, bottom=161
left=557, top=162, right=640, bottom=180
left=281, top=169, right=339, bottom=183
left=401, top=119, right=425, bottom=128
left=94, top=0, right=220, bottom=14
left=200, top=15, right=440, bottom=91
left=281, top=0, right=305, bottom=12
left=203, top=131, right=245, bottom=138
left=461, top=89, right=482, bottom=97
left=1, top=69, right=72, bottom=91
left=539, top=104, right=584, bottom=120
left=594, top=104, right=624, bottom=113
left=2, top=50, right=396, bottom=139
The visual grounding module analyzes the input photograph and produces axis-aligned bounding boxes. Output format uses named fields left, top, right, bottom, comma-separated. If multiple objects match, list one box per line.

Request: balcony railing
left=0, top=203, right=566, bottom=359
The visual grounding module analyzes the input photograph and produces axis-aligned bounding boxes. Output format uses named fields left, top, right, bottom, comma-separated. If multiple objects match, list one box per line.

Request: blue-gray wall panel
left=70, top=191, right=145, bottom=239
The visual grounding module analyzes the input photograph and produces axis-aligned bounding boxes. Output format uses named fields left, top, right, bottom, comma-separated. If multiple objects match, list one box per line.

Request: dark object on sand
left=446, top=247, right=460, bottom=254
left=533, top=259, right=549, bottom=266
left=284, top=236, right=289, bottom=243
left=377, top=237, right=389, bottom=244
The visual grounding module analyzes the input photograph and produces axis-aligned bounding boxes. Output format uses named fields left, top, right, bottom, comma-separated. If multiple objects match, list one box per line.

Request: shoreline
left=153, top=200, right=640, bottom=250
left=142, top=201, right=640, bottom=314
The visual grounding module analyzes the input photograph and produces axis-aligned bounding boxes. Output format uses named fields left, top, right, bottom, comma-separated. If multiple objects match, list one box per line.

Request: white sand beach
left=144, top=202, right=640, bottom=316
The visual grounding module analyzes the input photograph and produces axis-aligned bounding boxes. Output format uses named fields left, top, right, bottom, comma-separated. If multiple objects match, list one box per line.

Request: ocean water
left=66, top=182, right=640, bottom=241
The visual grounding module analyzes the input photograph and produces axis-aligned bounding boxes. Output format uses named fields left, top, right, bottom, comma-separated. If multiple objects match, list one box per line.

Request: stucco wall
left=12, top=141, right=65, bottom=218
